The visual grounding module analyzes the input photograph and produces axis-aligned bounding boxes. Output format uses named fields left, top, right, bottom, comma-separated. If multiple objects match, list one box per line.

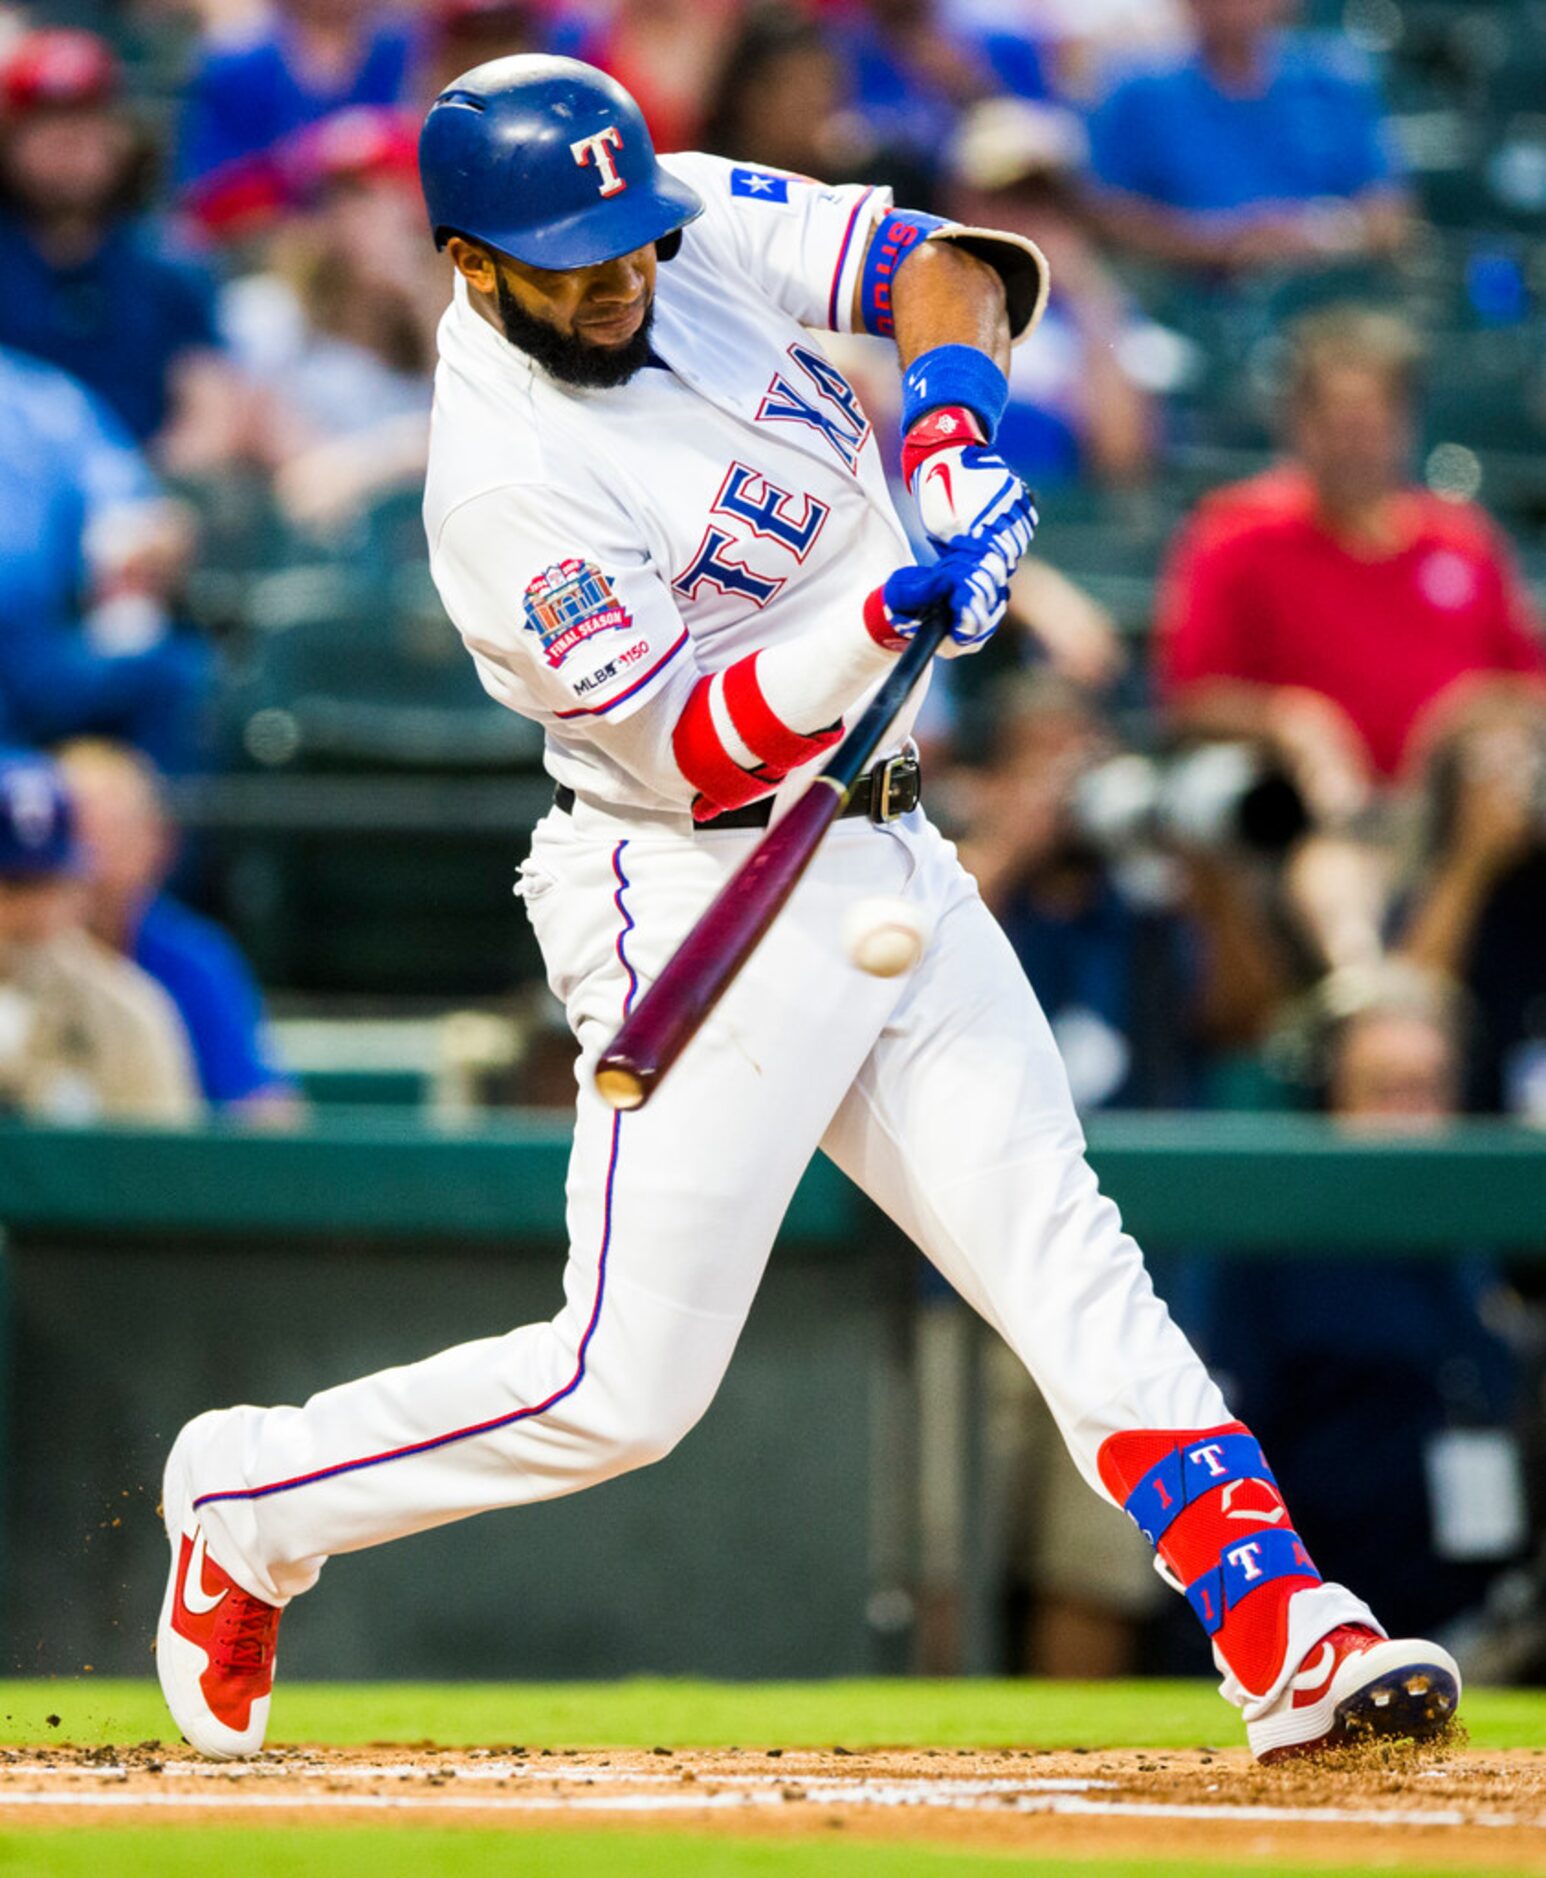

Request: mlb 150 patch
left=731, top=168, right=791, bottom=204
left=522, top=559, right=635, bottom=668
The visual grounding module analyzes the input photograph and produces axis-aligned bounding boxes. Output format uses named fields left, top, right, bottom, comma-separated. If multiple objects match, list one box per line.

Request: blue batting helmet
left=418, top=55, right=703, bottom=270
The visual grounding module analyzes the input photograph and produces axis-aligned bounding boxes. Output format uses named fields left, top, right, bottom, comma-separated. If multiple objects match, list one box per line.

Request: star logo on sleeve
left=730, top=167, right=791, bottom=204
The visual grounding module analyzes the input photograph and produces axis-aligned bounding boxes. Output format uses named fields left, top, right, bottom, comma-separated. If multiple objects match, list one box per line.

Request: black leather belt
left=554, top=751, right=922, bottom=832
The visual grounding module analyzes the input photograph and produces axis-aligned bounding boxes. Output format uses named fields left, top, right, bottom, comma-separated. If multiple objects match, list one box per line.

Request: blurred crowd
left=0, top=0, right=1543, bottom=1671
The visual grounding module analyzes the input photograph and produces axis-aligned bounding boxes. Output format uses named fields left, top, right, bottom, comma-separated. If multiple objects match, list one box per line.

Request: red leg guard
left=1098, top=1423, right=1321, bottom=1698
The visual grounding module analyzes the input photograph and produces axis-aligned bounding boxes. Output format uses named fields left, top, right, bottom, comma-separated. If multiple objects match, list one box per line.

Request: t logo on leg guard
left=1099, top=1423, right=1322, bottom=1694
left=1227, top=1540, right=1264, bottom=1582
left=1109, top=1430, right=1278, bottom=1545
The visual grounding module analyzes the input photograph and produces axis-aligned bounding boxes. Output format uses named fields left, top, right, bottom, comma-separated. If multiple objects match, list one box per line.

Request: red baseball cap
left=0, top=28, right=120, bottom=115
left=289, top=106, right=420, bottom=192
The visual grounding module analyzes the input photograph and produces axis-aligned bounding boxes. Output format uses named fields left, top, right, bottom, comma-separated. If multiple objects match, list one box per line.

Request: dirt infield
left=2, top=1737, right=1543, bottom=1866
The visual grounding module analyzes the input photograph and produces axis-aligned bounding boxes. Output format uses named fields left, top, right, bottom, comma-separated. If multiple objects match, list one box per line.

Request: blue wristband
left=860, top=208, right=948, bottom=338
left=900, top=344, right=1008, bottom=442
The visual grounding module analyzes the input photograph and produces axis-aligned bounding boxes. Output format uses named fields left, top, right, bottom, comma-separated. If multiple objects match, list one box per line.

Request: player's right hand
left=902, top=406, right=1039, bottom=575
left=864, top=544, right=1016, bottom=660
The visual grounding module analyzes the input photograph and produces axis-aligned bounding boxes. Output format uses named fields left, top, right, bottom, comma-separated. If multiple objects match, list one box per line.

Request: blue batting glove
left=864, top=540, right=1020, bottom=660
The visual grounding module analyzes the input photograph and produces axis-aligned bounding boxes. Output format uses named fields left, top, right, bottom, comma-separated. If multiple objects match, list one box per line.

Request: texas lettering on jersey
left=673, top=462, right=832, bottom=610
left=756, top=344, right=871, bottom=472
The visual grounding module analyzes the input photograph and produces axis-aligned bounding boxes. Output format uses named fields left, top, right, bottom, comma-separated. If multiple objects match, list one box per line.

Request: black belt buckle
left=869, top=753, right=920, bottom=824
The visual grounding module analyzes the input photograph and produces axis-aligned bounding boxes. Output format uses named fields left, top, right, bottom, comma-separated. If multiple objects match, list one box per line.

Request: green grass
left=0, top=1838, right=1533, bottom=1878
left=1, top=1677, right=1543, bottom=1752
left=10, top=1676, right=1235, bottom=1752
left=4, top=1682, right=1541, bottom=1876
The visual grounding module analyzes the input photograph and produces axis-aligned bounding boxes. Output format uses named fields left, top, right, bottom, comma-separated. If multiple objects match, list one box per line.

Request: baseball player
left=157, top=56, right=1460, bottom=1763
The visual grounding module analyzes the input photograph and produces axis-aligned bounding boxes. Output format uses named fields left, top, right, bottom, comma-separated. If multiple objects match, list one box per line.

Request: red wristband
left=672, top=675, right=777, bottom=816
left=722, top=654, right=842, bottom=772
left=863, top=586, right=909, bottom=652
left=900, top=404, right=986, bottom=491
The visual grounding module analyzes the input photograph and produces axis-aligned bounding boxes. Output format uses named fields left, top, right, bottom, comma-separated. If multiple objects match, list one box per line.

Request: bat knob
left=594, top=1060, right=649, bottom=1111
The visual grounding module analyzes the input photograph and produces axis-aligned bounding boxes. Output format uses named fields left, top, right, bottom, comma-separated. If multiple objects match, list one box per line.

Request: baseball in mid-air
left=841, top=895, right=931, bottom=977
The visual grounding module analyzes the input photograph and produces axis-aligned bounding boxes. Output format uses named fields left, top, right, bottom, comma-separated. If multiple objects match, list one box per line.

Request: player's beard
left=494, top=276, right=656, bottom=388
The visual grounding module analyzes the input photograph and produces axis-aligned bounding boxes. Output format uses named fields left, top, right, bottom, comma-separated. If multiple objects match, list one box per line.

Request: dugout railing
left=4, top=1110, right=1545, bottom=1244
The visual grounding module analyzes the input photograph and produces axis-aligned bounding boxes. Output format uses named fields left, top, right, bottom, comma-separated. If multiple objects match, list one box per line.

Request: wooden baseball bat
left=593, top=602, right=952, bottom=1112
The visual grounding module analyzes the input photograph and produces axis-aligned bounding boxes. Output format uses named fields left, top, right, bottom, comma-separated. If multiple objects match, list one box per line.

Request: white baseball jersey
left=424, top=153, right=917, bottom=814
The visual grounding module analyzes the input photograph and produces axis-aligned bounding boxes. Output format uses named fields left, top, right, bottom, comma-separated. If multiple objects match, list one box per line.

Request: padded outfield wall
left=0, top=1114, right=1541, bottom=1680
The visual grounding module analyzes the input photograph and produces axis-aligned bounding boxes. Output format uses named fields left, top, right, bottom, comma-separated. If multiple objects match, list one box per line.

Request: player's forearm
left=886, top=236, right=1037, bottom=587
left=890, top=240, right=1011, bottom=375
left=754, top=621, right=895, bottom=733
left=671, top=621, right=896, bottom=822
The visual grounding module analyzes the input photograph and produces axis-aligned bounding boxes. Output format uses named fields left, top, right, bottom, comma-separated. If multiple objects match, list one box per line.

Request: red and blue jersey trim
left=826, top=187, right=878, bottom=332
left=551, top=625, right=689, bottom=721
left=192, top=842, right=640, bottom=1513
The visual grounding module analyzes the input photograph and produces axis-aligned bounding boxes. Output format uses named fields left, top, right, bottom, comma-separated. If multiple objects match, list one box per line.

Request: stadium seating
left=82, top=0, right=1536, bottom=996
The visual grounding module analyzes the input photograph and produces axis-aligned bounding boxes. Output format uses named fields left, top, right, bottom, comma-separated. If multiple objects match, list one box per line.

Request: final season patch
left=522, top=559, right=634, bottom=668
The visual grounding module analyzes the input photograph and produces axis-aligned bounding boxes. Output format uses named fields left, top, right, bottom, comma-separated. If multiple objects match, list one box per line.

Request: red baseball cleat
left=1248, top=1624, right=1460, bottom=1763
left=156, top=1417, right=281, bottom=1759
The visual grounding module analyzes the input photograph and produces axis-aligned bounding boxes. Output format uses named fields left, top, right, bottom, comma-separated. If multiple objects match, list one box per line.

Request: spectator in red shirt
left=1159, top=307, right=1546, bottom=831
left=556, top=0, right=740, bottom=155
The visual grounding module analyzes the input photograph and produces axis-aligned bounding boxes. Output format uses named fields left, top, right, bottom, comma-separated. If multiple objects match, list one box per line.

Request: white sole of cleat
left=1250, top=1639, right=1461, bottom=1763
left=155, top=1412, right=271, bottom=1762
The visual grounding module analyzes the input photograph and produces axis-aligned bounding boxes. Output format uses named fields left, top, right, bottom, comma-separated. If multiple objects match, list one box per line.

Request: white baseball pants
left=188, top=798, right=1364, bottom=1684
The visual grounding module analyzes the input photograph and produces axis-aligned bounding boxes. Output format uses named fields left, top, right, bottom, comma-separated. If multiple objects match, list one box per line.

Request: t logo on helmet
left=571, top=126, right=627, bottom=199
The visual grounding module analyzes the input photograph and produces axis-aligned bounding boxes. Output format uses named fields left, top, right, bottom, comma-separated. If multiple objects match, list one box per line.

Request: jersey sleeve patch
left=730, top=167, right=792, bottom=205
left=522, top=559, right=635, bottom=669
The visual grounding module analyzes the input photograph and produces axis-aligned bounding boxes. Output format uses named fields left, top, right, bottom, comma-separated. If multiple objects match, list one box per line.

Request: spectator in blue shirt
left=0, top=346, right=153, bottom=624
left=0, top=348, right=214, bottom=777
left=833, top=0, right=1049, bottom=193
left=178, top=0, right=419, bottom=215
left=0, top=30, right=247, bottom=463
left=58, top=740, right=302, bottom=1123
left=1084, top=0, right=1412, bottom=275
left=944, top=99, right=1157, bottom=490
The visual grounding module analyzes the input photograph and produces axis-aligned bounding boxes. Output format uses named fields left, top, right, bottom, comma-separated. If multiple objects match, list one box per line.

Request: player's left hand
left=866, top=541, right=1017, bottom=660
left=902, top=407, right=1038, bottom=570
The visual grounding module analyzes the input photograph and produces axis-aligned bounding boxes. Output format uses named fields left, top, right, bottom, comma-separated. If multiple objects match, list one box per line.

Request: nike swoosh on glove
left=902, top=405, right=1039, bottom=567
left=863, top=544, right=1017, bottom=660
